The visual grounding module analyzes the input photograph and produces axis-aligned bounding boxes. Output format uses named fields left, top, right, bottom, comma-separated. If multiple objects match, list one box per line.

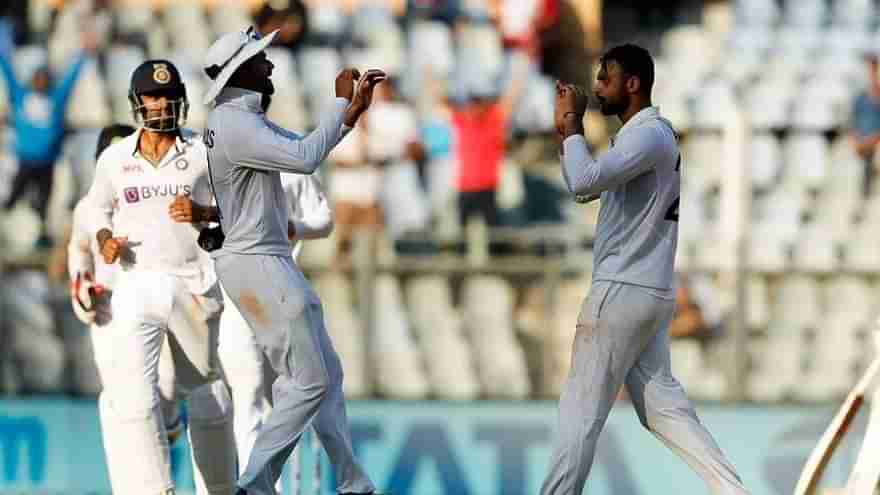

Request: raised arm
left=560, top=125, right=660, bottom=196
left=0, top=50, right=24, bottom=105
left=224, top=69, right=387, bottom=174
left=224, top=98, right=350, bottom=174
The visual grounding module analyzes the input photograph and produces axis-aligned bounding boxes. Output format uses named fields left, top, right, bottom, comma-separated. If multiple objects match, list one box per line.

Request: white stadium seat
left=783, top=134, right=828, bottom=189
left=770, top=274, right=821, bottom=328
left=745, top=79, right=793, bottom=130
left=461, top=276, right=531, bottom=399
left=734, top=0, right=780, bottom=27
left=405, top=276, right=481, bottom=400
left=830, top=0, right=874, bottom=30
left=844, top=222, right=880, bottom=272
left=791, top=78, right=849, bottom=130
left=791, top=223, right=839, bottom=273
left=372, top=275, right=430, bottom=399
left=0, top=271, right=66, bottom=393
left=691, top=79, right=736, bottom=130
left=749, top=134, right=783, bottom=190
left=783, top=0, right=826, bottom=29
left=408, top=21, right=456, bottom=80
left=312, top=273, right=370, bottom=398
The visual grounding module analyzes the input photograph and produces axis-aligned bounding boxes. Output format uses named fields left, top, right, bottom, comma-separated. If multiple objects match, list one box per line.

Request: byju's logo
left=124, top=187, right=140, bottom=203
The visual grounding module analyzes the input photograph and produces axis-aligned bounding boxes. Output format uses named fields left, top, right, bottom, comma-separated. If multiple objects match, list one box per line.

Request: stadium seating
left=371, top=274, right=430, bottom=399
left=461, top=276, right=531, bottom=399
left=312, top=272, right=370, bottom=398
left=405, top=276, right=481, bottom=400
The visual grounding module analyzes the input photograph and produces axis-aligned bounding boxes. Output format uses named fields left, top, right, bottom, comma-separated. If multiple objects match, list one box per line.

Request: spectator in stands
left=328, top=120, right=383, bottom=263
left=0, top=32, right=95, bottom=248
left=670, top=276, right=712, bottom=339
left=255, top=0, right=309, bottom=54
left=850, top=52, right=880, bottom=197
left=450, top=64, right=525, bottom=231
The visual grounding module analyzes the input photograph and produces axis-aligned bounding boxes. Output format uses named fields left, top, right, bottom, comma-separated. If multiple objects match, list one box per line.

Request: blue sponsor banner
left=0, top=399, right=869, bottom=494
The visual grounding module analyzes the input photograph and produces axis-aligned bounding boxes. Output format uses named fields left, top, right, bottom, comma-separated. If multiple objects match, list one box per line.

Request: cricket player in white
left=84, top=60, right=236, bottom=495
left=172, top=171, right=335, bottom=486
left=68, top=124, right=187, bottom=451
left=542, top=44, right=750, bottom=495
left=201, top=27, right=386, bottom=495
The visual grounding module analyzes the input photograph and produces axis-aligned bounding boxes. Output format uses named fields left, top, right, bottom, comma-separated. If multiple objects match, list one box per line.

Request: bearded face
left=594, top=61, right=630, bottom=117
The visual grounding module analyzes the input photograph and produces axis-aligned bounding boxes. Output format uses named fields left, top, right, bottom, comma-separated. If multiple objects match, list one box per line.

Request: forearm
left=238, top=99, right=349, bottom=174
left=289, top=216, right=333, bottom=240
left=67, top=242, right=94, bottom=281
left=0, top=53, right=20, bottom=98
left=561, top=135, right=600, bottom=196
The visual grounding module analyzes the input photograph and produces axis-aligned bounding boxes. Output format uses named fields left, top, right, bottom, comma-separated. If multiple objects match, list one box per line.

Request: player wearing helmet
left=83, top=60, right=236, bottom=495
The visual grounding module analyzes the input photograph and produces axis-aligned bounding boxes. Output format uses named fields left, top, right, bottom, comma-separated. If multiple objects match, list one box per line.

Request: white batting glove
left=70, top=272, right=105, bottom=325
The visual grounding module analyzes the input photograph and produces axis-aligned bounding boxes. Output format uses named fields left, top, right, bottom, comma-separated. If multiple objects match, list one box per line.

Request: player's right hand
left=169, top=195, right=195, bottom=223
left=100, top=236, right=127, bottom=264
left=335, top=68, right=361, bottom=101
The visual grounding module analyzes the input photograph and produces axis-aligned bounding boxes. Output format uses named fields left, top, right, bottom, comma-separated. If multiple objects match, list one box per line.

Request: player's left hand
left=169, top=195, right=195, bottom=223
left=344, top=69, right=387, bottom=126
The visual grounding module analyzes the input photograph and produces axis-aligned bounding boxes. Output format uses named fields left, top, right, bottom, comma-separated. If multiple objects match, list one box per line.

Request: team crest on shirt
left=153, top=63, right=171, bottom=85
left=175, top=159, right=188, bottom=171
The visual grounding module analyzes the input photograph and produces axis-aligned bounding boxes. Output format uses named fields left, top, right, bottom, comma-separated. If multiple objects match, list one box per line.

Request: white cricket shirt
left=561, top=106, right=680, bottom=290
left=204, top=88, right=350, bottom=257
left=85, top=128, right=217, bottom=294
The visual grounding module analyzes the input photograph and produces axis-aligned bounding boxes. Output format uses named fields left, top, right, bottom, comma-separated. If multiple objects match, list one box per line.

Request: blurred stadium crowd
left=1, top=0, right=880, bottom=404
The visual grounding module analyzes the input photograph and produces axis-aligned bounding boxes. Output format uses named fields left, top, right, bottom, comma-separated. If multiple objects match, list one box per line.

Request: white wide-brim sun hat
left=203, top=26, right=278, bottom=105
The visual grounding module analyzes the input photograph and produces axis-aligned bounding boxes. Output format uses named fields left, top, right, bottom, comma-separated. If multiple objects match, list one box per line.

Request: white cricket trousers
left=541, top=280, right=750, bottom=495
left=217, top=284, right=276, bottom=487
left=214, top=253, right=375, bottom=495
left=93, top=270, right=236, bottom=495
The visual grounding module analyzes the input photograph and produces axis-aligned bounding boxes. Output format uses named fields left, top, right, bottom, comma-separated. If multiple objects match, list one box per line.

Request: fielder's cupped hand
left=336, top=68, right=361, bottom=101
left=343, top=68, right=387, bottom=126
left=169, top=194, right=195, bottom=223
left=101, top=236, right=127, bottom=264
left=554, top=80, right=588, bottom=135
left=352, top=69, right=387, bottom=111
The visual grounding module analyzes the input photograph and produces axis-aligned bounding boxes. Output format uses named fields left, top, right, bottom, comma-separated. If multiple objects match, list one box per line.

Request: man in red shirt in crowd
left=451, top=67, right=525, bottom=229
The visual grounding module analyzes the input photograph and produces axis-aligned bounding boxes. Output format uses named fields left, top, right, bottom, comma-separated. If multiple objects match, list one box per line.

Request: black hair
left=600, top=44, right=655, bottom=95
left=95, top=124, right=136, bottom=160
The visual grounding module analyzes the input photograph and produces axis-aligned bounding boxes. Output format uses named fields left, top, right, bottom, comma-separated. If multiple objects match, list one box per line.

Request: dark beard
left=599, top=100, right=626, bottom=116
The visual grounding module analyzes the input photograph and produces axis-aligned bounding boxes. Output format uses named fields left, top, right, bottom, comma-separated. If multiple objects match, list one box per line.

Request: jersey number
left=665, top=155, right=681, bottom=222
